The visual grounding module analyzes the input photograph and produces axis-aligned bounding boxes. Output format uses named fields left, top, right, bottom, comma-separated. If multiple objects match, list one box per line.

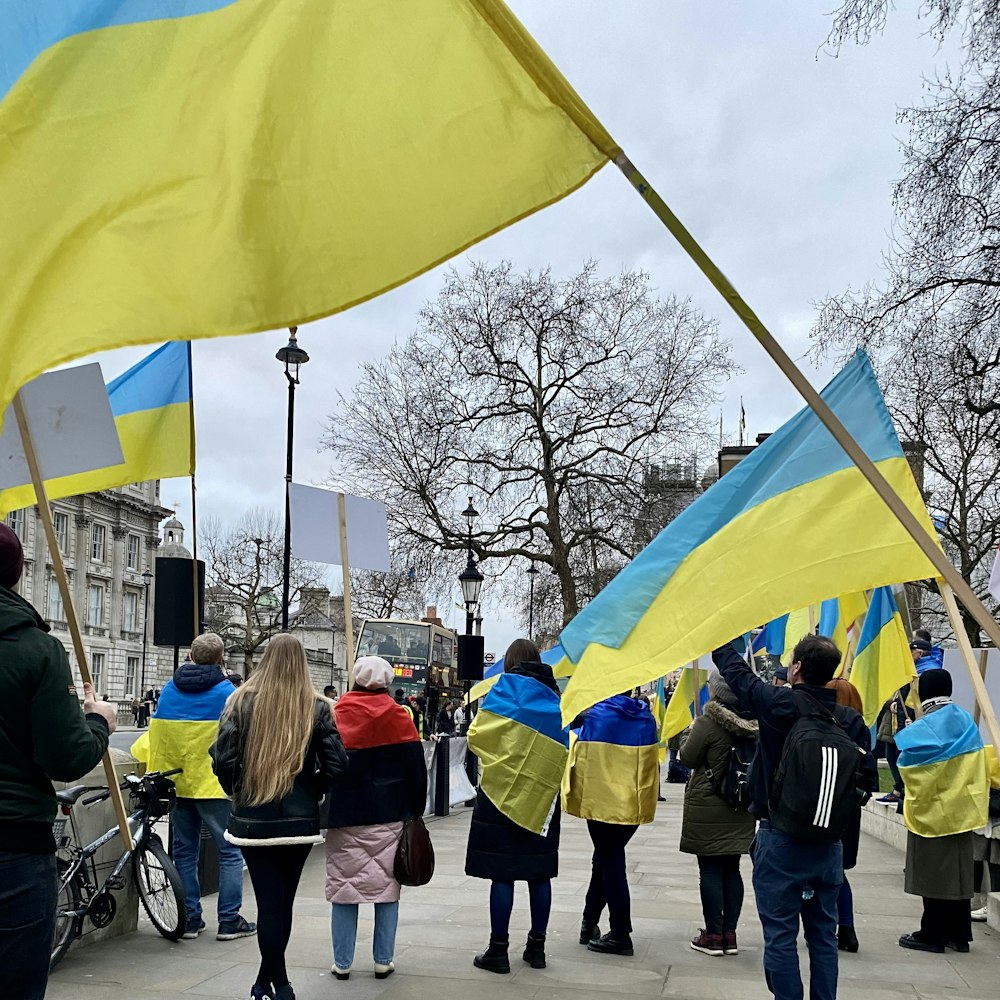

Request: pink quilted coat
left=324, top=821, right=403, bottom=904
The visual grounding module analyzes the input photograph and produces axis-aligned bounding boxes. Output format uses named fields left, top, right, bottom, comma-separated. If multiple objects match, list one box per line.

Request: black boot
left=588, top=932, right=634, bottom=956
left=837, top=925, right=859, bottom=953
left=580, top=918, right=600, bottom=945
left=473, top=935, right=511, bottom=974
left=523, top=933, right=546, bottom=969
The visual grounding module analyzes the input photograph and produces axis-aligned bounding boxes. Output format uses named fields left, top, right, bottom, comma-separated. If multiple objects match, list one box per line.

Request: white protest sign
left=289, top=483, right=391, bottom=571
left=0, top=364, right=123, bottom=490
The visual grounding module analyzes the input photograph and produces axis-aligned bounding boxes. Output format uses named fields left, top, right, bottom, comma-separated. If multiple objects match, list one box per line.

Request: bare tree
left=814, top=0, right=1000, bottom=644
left=201, top=508, right=324, bottom=671
left=324, top=261, right=733, bottom=626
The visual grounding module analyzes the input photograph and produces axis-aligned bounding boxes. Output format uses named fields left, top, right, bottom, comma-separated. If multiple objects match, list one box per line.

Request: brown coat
left=679, top=700, right=758, bottom=856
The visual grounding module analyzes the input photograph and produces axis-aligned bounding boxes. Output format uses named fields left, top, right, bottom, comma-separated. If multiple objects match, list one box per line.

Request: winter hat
left=909, top=638, right=933, bottom=653
left=0, top=523, right=24, bottom=589
left=709, top=669, right=739, bottom=707
left=353, top=655, right=395, bottom=691
left=918, top=668, right=952, bottom=702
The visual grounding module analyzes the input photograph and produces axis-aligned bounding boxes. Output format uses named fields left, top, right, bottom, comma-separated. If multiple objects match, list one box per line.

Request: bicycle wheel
left=51, top=859, right=82, bottom=971
left=133, top=837, right=186, bottom=940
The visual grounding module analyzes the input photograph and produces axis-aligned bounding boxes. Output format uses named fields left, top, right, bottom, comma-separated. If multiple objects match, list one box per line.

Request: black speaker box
left=457, top=633, right=485, bottom=681
left=153, top=557, right=205, bottom=647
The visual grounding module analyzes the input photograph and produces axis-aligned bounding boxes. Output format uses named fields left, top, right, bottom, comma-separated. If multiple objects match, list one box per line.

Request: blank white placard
left=289, top=483, right=391, bottom=571
left=0, top=364, right=124, bottom=491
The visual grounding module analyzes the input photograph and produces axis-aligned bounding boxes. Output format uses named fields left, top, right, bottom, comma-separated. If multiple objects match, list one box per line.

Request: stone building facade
left=4, top=481, right=173, bottom=700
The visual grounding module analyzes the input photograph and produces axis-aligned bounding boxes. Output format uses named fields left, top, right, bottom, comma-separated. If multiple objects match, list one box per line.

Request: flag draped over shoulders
left=0, top=0, right=619, bottom=428
left=559, top=352, right=939, bottom=724
left=562, top=694, right=659, bottom=825
left=468, top=672, right=568, bottom=836
left=895, top=703, right=990, bottom=838
left=0, top=342, right=193, bottom=516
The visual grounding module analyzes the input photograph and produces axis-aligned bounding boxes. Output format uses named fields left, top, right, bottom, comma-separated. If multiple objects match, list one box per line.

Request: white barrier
left=423, top=737, right=477, bottom=815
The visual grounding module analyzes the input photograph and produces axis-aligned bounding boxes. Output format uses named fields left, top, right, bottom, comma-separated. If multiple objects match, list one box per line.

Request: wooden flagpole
left=12, top=394, right=134, bottom=851
left=973, top=649, right=989, bottom=727
left=337, top=492, right=356, bottom=689
left=691, top=658, right=702, bottom=718
left=939, top=582, right=1000, bottom=749
left=613, top=152, right=1000, bottom=720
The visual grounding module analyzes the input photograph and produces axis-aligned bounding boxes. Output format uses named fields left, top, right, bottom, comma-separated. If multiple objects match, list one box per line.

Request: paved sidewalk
left=46, top=784, right=1000, bottom=1000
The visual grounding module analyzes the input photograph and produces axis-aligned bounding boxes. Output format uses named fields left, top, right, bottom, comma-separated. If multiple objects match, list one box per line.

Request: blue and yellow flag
left=895, top=703, right=990, bottom=838
left=559, top=353, right=939, bottom=723
left=818, top=591, right=869, bottom=676
left=849, top=586, right=916, bottom=726
left=466, top=643, right=567, bottom=705
left=467, top=673, right=569, bottom=835
left=661, top=663, right=710, bottom=742
left=0, top=1, right=619, bottom=429
left=0, top=342, right=194, bottom=515
left=563, top=695, right=659, bottom=824
left=131, top=671, right=235, bottom=799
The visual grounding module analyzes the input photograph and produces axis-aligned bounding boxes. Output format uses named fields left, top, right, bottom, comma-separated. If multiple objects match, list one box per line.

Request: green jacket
left=679, top=699, right=758, bottom=857
left=0, top=585, right=109, bottom=853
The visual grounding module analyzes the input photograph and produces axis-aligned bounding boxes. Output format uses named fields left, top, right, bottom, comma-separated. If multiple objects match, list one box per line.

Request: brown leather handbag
left=394, top=817, right=435, bottom=886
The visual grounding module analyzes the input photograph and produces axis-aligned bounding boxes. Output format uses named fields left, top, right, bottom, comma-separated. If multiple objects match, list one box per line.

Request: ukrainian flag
left=467, top=673, right=569, bottom=835
left=131, top=674, right=235, bottom=799
left=0, top=342, right=193, bottom=515
left=562, top=695, right=659, bottom=824
left=0, top=1, right=619, bottom=429
left=466, top=643, right=567, bottom=705
left=849, top=586, right=916, bottom=726
left=661, top=663, right=710, bottom=741
left=895, top=703, right=990, bottom=838
left=819, top=591, right=869, bottom=676
left=559, top=353, right=939, bottom=723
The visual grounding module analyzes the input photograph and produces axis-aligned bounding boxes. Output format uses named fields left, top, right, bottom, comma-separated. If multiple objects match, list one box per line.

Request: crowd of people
left=1, top=519, right=998, bottom=1000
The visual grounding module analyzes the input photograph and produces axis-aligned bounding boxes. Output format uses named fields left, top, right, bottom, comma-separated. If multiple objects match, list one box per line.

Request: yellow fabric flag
left=661, top=663, right=708, bottom=741
left=0, top=0, right=619, bottom=427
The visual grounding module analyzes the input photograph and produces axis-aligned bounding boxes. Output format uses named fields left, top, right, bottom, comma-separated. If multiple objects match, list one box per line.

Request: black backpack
left=707, top=737, right=756, bottom=811
left=768, top=690, right=867, bottom=844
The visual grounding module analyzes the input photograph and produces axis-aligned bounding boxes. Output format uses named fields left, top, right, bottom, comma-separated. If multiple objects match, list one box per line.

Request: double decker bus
left=354, top=618, right=462, bottom=729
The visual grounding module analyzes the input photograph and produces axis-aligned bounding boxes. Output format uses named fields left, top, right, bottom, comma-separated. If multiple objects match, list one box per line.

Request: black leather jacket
left=211, top=697, right=348, bottom=845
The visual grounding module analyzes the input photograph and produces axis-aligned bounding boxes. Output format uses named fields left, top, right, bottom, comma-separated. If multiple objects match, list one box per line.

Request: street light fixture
left=276, top=327, right=310, bottom=631
left=458, top=496, right=483, bottom=635
left=527, top=560, right=540, bottom=640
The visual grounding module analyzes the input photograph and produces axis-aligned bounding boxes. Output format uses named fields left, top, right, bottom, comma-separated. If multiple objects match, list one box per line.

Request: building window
left=53, top=512, right=69, bottom=554
left=91, top=652, right=105, bottom=695
left=123, top=591, right=138, bottom=632
left=125, top=656, right=139, bottom=696
left=48, top=578, right=64, bottom=621
left=87, top=584, right=104, bottom=627
left=126, top=534, right=141, bottom=571
left=91, top=523, right=106, bottom=562
left=5, top=509, right=25, bottom=541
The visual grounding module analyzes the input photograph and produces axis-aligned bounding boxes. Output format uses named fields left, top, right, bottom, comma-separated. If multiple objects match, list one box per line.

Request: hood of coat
left=507, top=660, right=560, bottom=695
left=0, top=584, right=46, bottom=638
left=703, top=699, right=758, bottom=738
left=173, top=660, right=228, bottom=693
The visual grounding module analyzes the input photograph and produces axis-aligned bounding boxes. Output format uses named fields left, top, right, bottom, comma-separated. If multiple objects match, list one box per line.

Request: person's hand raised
left=82, top=682, right=117, bottom=734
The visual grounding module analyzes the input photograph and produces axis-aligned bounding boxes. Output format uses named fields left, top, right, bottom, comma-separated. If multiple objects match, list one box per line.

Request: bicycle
left=50, top=768, right=187, bottom=970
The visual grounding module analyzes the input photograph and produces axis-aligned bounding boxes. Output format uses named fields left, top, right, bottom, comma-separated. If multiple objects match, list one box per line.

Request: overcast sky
left=75, top=2, right=953, bottom=654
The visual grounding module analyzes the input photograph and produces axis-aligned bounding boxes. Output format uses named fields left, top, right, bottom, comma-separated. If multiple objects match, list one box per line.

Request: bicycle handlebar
left=82, top=789, right=111, bottom=806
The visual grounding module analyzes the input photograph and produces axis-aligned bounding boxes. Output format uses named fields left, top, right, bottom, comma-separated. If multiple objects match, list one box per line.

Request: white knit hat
left=353, top=655, right=395, bottom=690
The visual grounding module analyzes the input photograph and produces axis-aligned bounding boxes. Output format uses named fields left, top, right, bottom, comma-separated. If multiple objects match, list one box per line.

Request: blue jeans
left=752, top=823, right=842, bottom=1000
left=0, top=851, right=56, bottom=1000
left=171, top=798, right=245, bottom=925
left=331, top=901, right=399, bottom=969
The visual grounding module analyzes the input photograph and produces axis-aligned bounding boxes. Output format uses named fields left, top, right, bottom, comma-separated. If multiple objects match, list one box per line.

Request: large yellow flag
left=0, top=1, right=619, bottom=426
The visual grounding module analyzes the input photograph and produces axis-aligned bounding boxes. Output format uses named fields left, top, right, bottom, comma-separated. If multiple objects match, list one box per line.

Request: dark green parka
left=0, top=585, right=109, bottom=853
left=679, top=699, right=758, bottom=856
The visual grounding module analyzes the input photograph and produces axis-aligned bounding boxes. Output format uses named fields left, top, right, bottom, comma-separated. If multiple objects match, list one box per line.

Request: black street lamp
left=527, top=559, right=540, bottom=640
left=140, top=569, right=153, bottom=725
left=276, top=327, right=309, bottom=631
left=458, top=496, right=483, bottom=635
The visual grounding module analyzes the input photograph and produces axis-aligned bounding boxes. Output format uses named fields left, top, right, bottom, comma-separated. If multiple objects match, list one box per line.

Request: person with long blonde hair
left=212, top=634, right=347, bottom=1000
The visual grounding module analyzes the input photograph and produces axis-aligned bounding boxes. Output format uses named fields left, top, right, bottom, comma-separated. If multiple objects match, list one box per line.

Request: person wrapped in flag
left=562, top=691, right=659, bottom=957
left=895, top=668, right=993, bottom=955
left=465, top=640, right=568, bottom=975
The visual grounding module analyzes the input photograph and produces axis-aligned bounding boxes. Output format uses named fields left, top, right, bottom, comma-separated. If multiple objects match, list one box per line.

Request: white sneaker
left=331, top=965, right=351, bottom=980
left=971, top=906, right=989, bottom=923
left=374, top=962, right=395, bottom=980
